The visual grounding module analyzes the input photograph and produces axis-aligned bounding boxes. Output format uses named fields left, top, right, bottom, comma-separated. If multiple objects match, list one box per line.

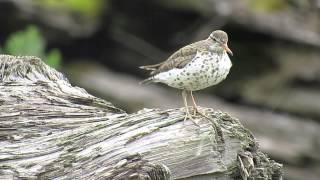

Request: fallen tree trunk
left=0, top=55, right=282, bottom=179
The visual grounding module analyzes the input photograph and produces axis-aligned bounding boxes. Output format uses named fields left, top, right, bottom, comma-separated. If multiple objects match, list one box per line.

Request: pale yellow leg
left=190, top=91, right=198, bottom=116
left=182, top=90, right=198, bottom=125
left=190, top=91, right=211, bottom=119
left=190, top=92, right=222, bottom=142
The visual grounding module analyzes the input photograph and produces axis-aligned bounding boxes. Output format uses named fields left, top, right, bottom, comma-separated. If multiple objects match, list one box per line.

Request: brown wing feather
left=141, top=40, right=209, bottom=76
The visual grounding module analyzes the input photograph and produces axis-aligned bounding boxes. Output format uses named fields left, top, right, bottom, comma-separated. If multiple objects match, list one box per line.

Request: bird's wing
left=140, top=40, right=208, bottom=75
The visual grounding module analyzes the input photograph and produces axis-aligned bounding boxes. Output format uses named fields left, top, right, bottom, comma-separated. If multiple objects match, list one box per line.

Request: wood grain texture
left=0, top=55, right=282, bottom=179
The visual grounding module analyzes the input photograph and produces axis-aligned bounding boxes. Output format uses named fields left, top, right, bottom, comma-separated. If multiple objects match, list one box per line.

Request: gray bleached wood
left=0, top=55, right=282, bottom=179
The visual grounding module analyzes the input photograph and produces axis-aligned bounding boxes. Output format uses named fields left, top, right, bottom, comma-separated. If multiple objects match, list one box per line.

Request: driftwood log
left=0, top=55, right=282, bottom=179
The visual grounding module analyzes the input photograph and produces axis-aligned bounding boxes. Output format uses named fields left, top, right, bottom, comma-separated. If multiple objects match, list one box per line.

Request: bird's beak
left=222, top=43, right=233, bottom=56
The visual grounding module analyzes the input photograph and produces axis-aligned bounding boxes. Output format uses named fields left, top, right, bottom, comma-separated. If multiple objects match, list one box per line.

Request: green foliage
left=4, top=26, right=45, bottom=56
left=3, top=25, right=62, bottom=68
left=247, top=0, right=289, bottom=12
left=46, top=49, right=62, bottom=68
left=34, top=0, right=105, bottom=17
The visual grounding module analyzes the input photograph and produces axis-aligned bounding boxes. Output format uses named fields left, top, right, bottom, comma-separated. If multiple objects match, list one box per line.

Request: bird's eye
left=213, top=38, right=217, bottom=42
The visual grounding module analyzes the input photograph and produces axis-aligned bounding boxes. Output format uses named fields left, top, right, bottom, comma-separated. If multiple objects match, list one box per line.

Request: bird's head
left=208, top=30, right=233, bottom=56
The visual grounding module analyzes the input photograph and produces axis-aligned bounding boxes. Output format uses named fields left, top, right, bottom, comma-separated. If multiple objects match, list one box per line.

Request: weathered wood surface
left=68, top=61, right=320, bottom=180
left=0, top=55, right=282, bottom=179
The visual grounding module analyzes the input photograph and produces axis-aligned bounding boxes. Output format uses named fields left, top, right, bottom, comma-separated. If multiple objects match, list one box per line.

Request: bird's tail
left=139, top=62, right=164, bottom=71
left=139, top=77, right=155, bottom=85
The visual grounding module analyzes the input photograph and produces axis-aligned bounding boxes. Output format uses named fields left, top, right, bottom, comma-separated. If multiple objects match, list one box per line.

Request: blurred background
left=0, top=0, right=319, bottom=179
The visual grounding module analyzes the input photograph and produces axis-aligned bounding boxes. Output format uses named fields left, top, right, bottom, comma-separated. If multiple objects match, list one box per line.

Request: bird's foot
left=192, top=106, right=212, bottom=120
left=183, top=107, right=200, bottom=126
left=191, top=106, right=225, bottom=143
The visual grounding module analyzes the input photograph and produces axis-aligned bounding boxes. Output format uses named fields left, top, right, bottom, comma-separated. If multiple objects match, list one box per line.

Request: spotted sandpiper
left=140, top=30, right=233, bottom=123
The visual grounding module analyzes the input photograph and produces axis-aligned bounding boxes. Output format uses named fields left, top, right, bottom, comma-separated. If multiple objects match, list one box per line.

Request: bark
left=0, top=55, right=282, bottom=179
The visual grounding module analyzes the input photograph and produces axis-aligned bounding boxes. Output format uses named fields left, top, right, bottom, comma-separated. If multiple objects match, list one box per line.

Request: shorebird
left=140, top=30, right=233, bottom=123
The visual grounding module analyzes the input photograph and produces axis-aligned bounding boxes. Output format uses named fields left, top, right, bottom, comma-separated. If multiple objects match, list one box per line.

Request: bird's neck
left=207, top=40, right=224, bottom=55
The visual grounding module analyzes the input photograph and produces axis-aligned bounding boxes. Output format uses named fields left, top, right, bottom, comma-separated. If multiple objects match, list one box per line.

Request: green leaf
left=45, top=49, right=62, bottom=68
left=4, top=25, right=45, bottom=57
left=3, top=25, right=62, bottom=68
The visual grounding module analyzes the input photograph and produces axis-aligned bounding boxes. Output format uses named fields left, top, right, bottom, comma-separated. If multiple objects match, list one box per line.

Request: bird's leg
left=190, top=91, right=224, bottom=142
left=190, top=91, right=198, bottom=116
left=182, top=90, right=192, bottom=121
left=182, top=90, right=198, bottom=125
left=190, top=91, right=211, bottom=120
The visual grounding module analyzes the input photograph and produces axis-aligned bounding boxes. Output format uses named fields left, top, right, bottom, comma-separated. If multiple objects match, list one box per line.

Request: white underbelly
left=155, top=52, right=232, bottom=91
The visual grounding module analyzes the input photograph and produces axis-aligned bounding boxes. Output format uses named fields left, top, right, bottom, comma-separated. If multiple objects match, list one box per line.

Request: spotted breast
left=153, top=50, right=232, bottom=91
